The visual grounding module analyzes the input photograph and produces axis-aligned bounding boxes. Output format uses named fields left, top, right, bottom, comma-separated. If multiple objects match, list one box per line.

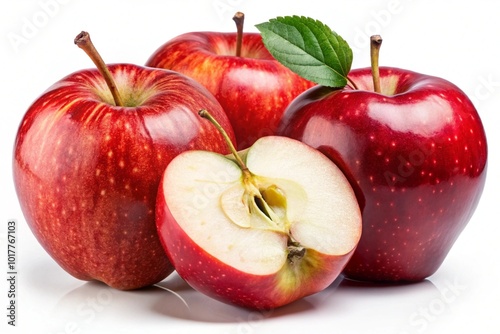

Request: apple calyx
left=198, top=109, right=305, bottom=262
left=287, top=240, right=306, bottom=264
left=232, top=11, right=244, bottom=57
left=74, top=31, right=124, bottom=107
left=370, top=35, right=383, bottom=93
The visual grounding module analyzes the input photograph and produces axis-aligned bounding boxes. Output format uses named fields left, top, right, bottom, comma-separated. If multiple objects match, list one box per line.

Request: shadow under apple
left=150, top=272, right=320, bottom=323
left=50, top=271, right=320, bottom=329
left=50, top=279, right=185, bottom=331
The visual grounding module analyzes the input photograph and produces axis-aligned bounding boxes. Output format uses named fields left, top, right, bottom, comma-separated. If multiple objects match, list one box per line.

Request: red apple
left=255, top=17, right=488, bottom=282
left=155, top=110, right=362, bottom=309
left=12, top=32, right=236, bottom=290
left=277, top=66, right=488, bottom=282
left=145, top=12, right=314, bottom=150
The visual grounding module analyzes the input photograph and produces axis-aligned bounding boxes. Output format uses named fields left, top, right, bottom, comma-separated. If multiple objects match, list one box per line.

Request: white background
left=1, top=1, right=499, bottom=333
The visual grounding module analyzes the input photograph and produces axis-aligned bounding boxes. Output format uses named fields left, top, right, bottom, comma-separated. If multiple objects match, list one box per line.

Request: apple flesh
left=156, top=135, right=362, bottom=309
left=145, top=32, right=314, bottom=149
left=13, top=64, right=236, bottom=290
left=277, top=66, right=488, bottom=282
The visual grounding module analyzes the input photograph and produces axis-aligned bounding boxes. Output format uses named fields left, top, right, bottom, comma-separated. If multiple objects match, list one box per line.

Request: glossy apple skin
left=277, top=67, right=488, bottom=282
left=156, top=178, right=354, bottom=310
left=13, top=64, right=235, bottom=290
left=145, top=32, right=314, bottom=149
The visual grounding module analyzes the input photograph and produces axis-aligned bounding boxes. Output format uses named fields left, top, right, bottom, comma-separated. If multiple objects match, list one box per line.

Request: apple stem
left=198, top=109, right=249, bottom=173
left=233, top=12, right=244, bottom=57
left=370, top=35, right=383, bottom=94
left=74, top=31, right=125, bottom=107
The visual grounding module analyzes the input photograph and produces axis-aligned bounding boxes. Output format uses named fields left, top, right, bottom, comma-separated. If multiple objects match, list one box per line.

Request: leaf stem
left=370, top=35, right=383, bottom=94
left=347, top=76, right=359, bottom=90
left=233, top=12, right=245, bottom=57
left=74, top=31, right=124, bottom=107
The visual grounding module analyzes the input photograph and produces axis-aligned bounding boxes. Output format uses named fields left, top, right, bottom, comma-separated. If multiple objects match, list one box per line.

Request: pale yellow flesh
left=163, top=136, right=361, bottom=275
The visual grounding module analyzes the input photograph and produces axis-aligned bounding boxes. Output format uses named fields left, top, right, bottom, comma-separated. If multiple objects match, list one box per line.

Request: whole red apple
left=256, top=17, right=488, bottom=282
left=278, top=66, right=488, bottom=282
left=13, top=32, right=236, bottom=290
left=145, top=13, right=314, bottom=149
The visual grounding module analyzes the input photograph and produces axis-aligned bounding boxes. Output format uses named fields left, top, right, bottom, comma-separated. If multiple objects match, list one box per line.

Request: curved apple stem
left=198, top=109, right=249, bottom=173
left=370, top=35, right=383, bottom=94
left=74, top=31, right=124, bottom=107
left=233, top=12, right=244, bottom=57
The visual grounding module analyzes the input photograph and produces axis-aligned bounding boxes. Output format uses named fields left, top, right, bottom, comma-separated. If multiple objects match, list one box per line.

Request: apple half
left=156, top=123, right=362, bottom=309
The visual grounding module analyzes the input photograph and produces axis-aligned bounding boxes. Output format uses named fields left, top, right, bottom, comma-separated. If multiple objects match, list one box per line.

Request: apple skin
left=156, top=190, right=354, bottom=310
left=13, top=63, right=236, bottom=290
left=277, top=67, right=488, bottom=282
left=145, top=32, right=314, bottom=149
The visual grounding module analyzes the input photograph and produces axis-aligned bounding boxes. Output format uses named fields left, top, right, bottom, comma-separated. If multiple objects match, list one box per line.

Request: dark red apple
left=277, top=66, right=488, bottom=282
left=145, top=13, right=314, bottom=149
left=12, top=32, right=236, bottom=290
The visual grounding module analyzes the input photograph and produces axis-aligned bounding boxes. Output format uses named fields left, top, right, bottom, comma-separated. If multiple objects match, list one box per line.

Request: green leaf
left=256, top=16, right=353, bottom=88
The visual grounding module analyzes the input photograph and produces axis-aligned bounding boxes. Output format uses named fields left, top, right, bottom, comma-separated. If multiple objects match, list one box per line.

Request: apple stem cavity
left=370, top=35, right=383, bottom=94
left=74, top=31, right=125, bottom=107
left=232, top=11, right=245, bottom=57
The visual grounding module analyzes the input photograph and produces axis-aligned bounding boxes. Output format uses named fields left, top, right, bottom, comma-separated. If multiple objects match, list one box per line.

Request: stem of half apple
left=198, top=109, right=291, bottom=232
left=199, top=109, right=248, bottom=172
left=233, top=12, right=244, bottom=57
left=74, top=31, right=124, bottom=107
left=370, top=35, right=383, bottom=94
left=199, top=109, right=307, bottom=264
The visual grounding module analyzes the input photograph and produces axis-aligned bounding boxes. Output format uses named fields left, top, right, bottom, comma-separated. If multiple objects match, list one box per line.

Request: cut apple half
left=156, top=112, right=362, bottom=309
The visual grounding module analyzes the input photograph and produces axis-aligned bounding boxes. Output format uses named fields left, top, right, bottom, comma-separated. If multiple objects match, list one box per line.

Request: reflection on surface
left=50, top=272, right=448, bottom=333
left=151, top=273, right=316, bottom=322
left=51, top=272, right=316, bottom=328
